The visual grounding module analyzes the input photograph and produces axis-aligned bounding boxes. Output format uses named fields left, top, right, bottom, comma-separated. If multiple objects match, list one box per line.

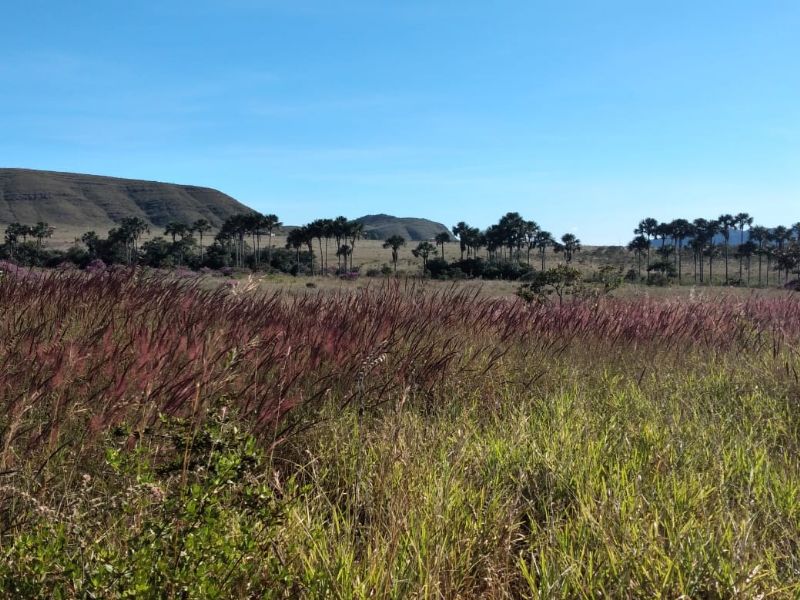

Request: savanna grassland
left=2, top=270, right=800, bottom=598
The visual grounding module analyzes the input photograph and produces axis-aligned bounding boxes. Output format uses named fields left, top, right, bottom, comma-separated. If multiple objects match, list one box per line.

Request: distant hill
left=0, top=168, right=254, bottom=232
left=355, top=214, right=449, bottom=241
left=652, top=231, right=755, bottom=247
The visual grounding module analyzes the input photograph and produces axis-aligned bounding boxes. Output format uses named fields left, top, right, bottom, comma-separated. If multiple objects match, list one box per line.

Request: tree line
left=1, top=210, right=582, bottom=280
left=628, top=214, right=800, bottom=286
left=2, top=209, right=799, bottom=287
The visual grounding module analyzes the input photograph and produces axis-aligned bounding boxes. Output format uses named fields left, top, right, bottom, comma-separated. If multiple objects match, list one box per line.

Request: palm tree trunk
left=746, top=255, right=751, bottom=286
left=724, top=245, right=728, bottom=283
left=709, top=253, right=713, bottom=285
left=699, top=251, right=704, bottom=283
left=739, top=229, right=744, bottom=281
left=253, top=233, right=258, bottom=267
left=267, top=231, right=273, bottom=267
left=758, top=254, right=763, bottom=286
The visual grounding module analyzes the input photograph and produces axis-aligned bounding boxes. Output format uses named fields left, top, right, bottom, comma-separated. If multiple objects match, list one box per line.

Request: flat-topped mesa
left=0, top=168, right=255, bottom=231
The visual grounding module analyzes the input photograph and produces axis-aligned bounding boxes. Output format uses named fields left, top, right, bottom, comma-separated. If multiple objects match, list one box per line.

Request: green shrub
left=0, top=408, right=295, bottom=598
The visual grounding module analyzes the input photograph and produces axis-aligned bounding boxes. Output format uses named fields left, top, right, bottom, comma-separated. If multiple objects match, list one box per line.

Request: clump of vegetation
left=515, top=265, right=623, bottom=304
left=3, top=271, right=800, bottom=596
left=516, top=265, right=583, bottom=304
left=2, top=407, right=294, bottom=597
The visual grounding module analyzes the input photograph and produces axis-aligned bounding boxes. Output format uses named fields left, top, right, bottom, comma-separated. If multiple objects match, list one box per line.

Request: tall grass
left=1, top=271, right=800, bottom=596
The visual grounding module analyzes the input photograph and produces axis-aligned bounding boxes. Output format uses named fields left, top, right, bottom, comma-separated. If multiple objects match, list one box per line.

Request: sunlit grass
left=1, top=272, right=799, bottom=597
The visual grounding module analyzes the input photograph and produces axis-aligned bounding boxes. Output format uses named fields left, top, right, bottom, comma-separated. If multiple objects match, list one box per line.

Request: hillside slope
left=355, top=214, right=449, bottom=241
left=0, top=168, right=254, bottom=231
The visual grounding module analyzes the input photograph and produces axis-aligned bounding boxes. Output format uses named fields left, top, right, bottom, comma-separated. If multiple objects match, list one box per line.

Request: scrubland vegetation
left=1, top=268, right=800, bottom=597
left=4, top=211, right=800, bottom=289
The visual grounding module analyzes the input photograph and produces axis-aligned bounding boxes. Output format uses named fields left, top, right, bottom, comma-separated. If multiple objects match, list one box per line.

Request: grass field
left=2, top=271, right=800, bottom=597
left=46, top=226, right=785, bottom=290
left=245, top=272, right=794, bottom=300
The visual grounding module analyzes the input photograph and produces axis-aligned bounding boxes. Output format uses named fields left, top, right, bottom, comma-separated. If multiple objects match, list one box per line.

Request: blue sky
left=1, top=1, right=798, bottom=244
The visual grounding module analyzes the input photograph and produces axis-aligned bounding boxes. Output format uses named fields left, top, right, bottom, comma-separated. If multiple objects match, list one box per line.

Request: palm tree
left=412, top=241, right=436, bottom=272
left=484, top=225, right=502, bottom=261
left=346, top=221, right=363, bottom=272
left=735, top=241, right=756, bottom=286
left=80, top=231, right=100, bottom=258
left=771, top=226, right=793, bottom=284
left=225, top=214, right=252, bottom=268
left=523, top=220, right=540, bottom=265
left=777, top=226, right=797, bottom=282
left=191, top=219, right=212, bottom=261
left=285, top=227, right=305, bottom=271
left=21, top=222, right=34, bottom=244
left=748, top=225, right=769, bottom=286
left=297, top=225, right=316, bottom=275
left=307, top=219, right=327, bottom=275
left=627, top=235, right=649, bottom=279
left=244, top=213, right=262, bottom=267
left=559, top=233, right=581, bottom=263
left=689, top=235, right=705, bottom=283
left=774, top=245, right=798, bottom=284
left=705, top=219, right=721, bottom=284
left=635, top=218, right=659, bottom=268
left=322, top=218, right=337, bottom=273
left=691, top=218, right=717, bottom=284
left=497, top=212, right=527, bottom=261
left=773, top=226, right=793, bottom=252
left=452, top=222, right=468, bottom=260
left=764, top=236, right=776, bottom=287
left=534, top=231, right=554, bottom=270
left=470, top=228, right=484, bottom=259
left=434, top=232, right=451, bottom=260
left=734, top=213, right=753, bottom=282
left=655, top=222, right=672, bottom=253
left=3, top=223, right=24, bottom=256
left=336, top=244, right=352, bottom=270
left=330, top=216, right=349, bottom=271
left=237, top=214, right=252, bottom=267
left=716, top=214, right=736, bottom=283
left=31, top=221, right=54, bottom=250
left=669, top=219, right=692, bottom=283
left=120, top=217, right=150, bottom=264
left=261, top=213, right=281, bottom=267
left=383, top=235, right=405, bottom=273
left=8, top=222, right=34, bottom=247
left=164, top=221, right=188, bottom=244
left=174, top=228, right=195, bottom=266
